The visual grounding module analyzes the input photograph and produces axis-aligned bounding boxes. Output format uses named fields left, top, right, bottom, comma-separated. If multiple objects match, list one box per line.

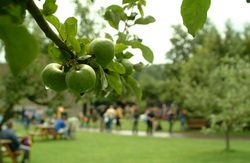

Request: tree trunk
left=0, top=104, right=14, bottom=163
left=0, top=103, right=14, bottom=129
left=99, top=117, right=105, bottom=132
left=225, top=125, right=230, bottom=151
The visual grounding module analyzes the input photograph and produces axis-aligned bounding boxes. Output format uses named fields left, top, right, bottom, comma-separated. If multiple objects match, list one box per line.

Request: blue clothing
left=54, top=118, right=66, bottom=132
left=0, top=129, right=20, bottom=151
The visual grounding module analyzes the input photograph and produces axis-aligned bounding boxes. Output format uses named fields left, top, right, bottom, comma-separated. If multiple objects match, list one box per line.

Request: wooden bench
left=1, top=139, right=22, bottom=163
left=187, top=118, right=208, bottom=129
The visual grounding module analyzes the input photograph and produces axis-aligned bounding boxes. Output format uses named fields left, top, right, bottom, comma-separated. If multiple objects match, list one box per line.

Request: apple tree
left=0, top=1, right=155, bottom=159
left=0, top=0, right=230, bottom=121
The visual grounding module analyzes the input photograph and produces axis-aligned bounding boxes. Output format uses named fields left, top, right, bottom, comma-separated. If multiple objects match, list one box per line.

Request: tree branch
left=26, top=0, right=75, bottom=59
left=27, top=95, right=49, bottom=106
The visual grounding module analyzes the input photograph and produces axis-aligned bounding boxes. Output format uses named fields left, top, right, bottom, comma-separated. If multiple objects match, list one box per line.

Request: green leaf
left=127, top=76, right=142, bottom=102
left=46, top=15, right=61, bottom=32
left=135, top=16, right=155, bottom=25
left=139, top=0, right=146, bottom=6
left=104, top=5, right=124, bottom=30
left=115, top=43, right=128, bottom=54
left=99, top=66, right=108, bottom=90
left=0, top=17, right=39, bottom=75
left=122, top=0, right=139, bottom=4
left=105, top=33, right=113, bottom=41
left=48, top=44, right=70, bottom=64
left=107, top=61, right=125, bottom=74
left=247, top=0, right=250, bottom=3
left=1, top=2, right=26, bottom=24
left=43, top=0, right=58, bottom=16
left=64, top=17, right=77, bottom=37
left=137, top=4, right=144, bottom=17
left=117, top=32, right=127, bottom=44
left=106, top=72, right=123, bottom=94
left=67, top=36, right=81, bottom=53
left=94, top=71, right=102, bottom=98
left=129, top=41, right=154, bottom=63
left=59, top=24, right=66, bottom=40
left=127, top=12, right=137, bottom=21
left=181, top=0, right=211, bottom=37
left=78, top=38, right=91, bottom=56
left=123, top=51, right=134, bottom=59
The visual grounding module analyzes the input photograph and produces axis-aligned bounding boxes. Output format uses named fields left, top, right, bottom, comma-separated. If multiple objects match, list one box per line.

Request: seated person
left=0, top=120, right=31, bottom=163
left=54, top=113, right=68, bottom=137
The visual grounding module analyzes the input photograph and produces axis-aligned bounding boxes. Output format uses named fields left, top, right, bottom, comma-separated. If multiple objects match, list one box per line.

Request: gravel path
left=79, top=128, right=250, bottom=140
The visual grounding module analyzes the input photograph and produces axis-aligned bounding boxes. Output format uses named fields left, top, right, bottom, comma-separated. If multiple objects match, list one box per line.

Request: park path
left=79, top=128, right=172, bottom=138
left=79, top=128, right=250, bottom=140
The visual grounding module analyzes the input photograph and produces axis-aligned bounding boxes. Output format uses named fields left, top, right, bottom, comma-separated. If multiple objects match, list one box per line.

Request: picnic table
left=1, top=139, right=22, bottom=163
left=32, top=124, right=57, bottom=140
left=31, top=124, right=65, bottom=140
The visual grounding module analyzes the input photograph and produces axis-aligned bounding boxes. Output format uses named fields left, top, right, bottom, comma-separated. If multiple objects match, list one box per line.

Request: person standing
left=178, top=109, right=187, bottom=131
left=167, top=107, right=176, bottom=134
left=115, top=105, right=123, bottom=130
left=146, top=109, right=155, bottom=136
left=104, top=105, right=116, bottom=132
left=132, top=105, right=140, bottom=134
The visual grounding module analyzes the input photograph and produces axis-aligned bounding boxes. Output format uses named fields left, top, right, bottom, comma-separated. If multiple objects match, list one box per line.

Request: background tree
left=0, top=55, right=68, bottom=128
left=73, top=0, right=104, bottom=38
left=133, top=64, right=166, bottom=109
left=164, top=22, right=250, bottom=150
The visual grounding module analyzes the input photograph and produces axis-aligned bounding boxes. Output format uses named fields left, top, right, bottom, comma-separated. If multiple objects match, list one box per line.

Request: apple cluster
left=41, top=38, right=115, bottom=93
left=41, top=62, right=97, bottom=93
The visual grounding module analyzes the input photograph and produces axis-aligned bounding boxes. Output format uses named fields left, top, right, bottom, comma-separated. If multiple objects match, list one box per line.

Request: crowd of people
left=78, top=103, right=188, bottom=135
left=2, top=103, right=188, bottom=137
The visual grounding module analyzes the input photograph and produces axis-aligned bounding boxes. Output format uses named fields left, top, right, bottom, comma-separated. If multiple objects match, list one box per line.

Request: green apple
left=133, top=62, right=144, bottom=72
left=66, top=64, right=96, bottom=93
left=121, top=59, right=133, bottom=76
left=89, top=38, right=114, bottom=67
left=41, top=63, right=67, bottom=92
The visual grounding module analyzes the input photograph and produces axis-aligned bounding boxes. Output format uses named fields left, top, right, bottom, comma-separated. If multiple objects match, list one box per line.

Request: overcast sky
left=1, top=0, right=250, bottom=64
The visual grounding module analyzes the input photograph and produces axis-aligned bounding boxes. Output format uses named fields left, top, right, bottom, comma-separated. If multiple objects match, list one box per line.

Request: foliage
left=1, top=0, right=242, bottom=110
left=73, top=0, right=103, bottom=38
left=134, top=64, right=166, bottom=106
left=164, top=22, right=250, bottom=150
left=0, top=0, right=157, bottom=104
left=0, top=56, right=48, bottom=125
left=0, top=16, right=39, bottom=75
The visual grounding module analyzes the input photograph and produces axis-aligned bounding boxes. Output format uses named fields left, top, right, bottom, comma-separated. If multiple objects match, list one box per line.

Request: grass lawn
left=4, top=131, right=250, bottom=163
